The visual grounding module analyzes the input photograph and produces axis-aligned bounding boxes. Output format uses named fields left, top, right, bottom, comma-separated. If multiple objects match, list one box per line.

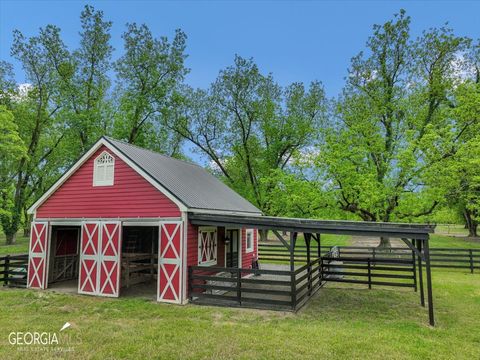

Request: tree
left=0, top=61, right=16, bottom=108
left=452, top=137, right=480, bottom=237
left=113, top=24, right=188, bottom=155
left=62, top=5, right=114, bottom=153
left=0, top=107, right=27, bottom=229
left=166, top=56, right=326, bottom=222
left=431, top=80, right=480, bottom=236
left=316, top=10, right=472, bottom=247
left=1, top=26, right=68, bottom=244
left=456, top=41, right=480, bottom=236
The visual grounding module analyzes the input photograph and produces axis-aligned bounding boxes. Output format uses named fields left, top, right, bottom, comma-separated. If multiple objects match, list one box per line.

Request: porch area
left=187, top=213, right=437, bottom=326
left=189, top=261, right=321, bottom=311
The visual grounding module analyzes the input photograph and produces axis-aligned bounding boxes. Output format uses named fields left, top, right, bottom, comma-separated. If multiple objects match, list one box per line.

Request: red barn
left=27, top=137, right=261, bottom=304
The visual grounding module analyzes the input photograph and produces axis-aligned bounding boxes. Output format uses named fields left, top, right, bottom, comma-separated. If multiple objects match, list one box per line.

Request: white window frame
left=198, top=227, right=217, bottom=266
left=245, top=229, right=254, bottom=253
left=93, top=151, right=115, bottom=187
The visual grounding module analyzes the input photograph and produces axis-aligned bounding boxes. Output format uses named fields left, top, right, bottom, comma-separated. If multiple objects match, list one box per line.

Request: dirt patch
left=350, top=236, right=408, bottom=248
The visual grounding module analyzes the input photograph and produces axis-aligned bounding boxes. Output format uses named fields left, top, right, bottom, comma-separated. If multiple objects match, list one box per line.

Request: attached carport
left=189, top=213, right=436, bottom=326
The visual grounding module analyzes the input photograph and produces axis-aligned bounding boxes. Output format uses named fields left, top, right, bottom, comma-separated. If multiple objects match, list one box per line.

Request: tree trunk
left=464, top=208, right=479, bottom=238
left=259, top=229, right=268, bottom=242
left=23, top=226, right=30, bottom=238
left=470, top=225, right=478, bottom=238
left=468, top=222, right=478, bottom=238
left=23, top=208, right=32, bottom=237
left=377, top=236, right=392, bottom=249
left=5, top=232, right=16, bottom=245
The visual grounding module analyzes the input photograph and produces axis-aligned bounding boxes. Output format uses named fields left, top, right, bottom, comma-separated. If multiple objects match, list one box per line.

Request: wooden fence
left=322, top=253, right=416, bottom=289
left=188, top=259, right=323, bottom=311
left=426, top=248, right=480, bottom=272
left=259, top=244, right=480, bottom=273
left=0, top=254, right=28, bottom=288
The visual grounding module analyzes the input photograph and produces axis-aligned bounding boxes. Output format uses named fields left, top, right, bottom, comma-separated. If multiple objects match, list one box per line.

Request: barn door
left=79, top=222, right=100, bottom=295
left=79, top=222, right=121, bottom=297
left=98, top=222, right=121, bottom=297
left=27, top=222, right=49, bottom=289
left=158, top=221, right=182, bottom=303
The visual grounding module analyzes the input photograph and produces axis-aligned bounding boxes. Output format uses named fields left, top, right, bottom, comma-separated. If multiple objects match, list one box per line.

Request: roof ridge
left=103, top=136, right=203, bottom=169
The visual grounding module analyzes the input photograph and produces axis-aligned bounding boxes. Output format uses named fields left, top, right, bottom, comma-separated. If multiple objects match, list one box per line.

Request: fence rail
left=321, top=254, right=416, bottom=289
left=0, top=254, right=29, bottom=288
left=259, top=244, right=480, bottom=273
left=188, top=259, right=323, bottom=311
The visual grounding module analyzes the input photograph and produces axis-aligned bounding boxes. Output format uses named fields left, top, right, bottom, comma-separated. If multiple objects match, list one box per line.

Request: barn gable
left=29, top=136, right=262, bottom=216
left=36, top=145, right=181, bottom=218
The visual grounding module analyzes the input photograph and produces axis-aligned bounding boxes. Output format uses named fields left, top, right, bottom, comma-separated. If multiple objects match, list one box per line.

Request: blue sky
left=1, top=1, right=479, bottom=98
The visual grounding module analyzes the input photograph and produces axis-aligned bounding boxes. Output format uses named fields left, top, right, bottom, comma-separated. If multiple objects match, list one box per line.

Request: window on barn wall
left=93, top=151, right=115, bottom=186
left=245, top=229, right=254, bottom=253
left=198, top=227, right=217, bottom=266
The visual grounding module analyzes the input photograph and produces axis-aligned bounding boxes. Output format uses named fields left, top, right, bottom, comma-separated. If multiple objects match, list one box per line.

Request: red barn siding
left=36, top=146, right=180, bottom=218
left=186, top=222, right=258, bottom=296
left=186, top=223, right=225, bottom=268
left=186, top=222, right=198, bottom=268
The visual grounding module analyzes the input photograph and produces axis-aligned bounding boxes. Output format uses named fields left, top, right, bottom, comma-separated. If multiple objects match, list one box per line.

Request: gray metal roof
left=189, top=213, right=435, bottom=240
left=104, top=137, right=262, bottom=214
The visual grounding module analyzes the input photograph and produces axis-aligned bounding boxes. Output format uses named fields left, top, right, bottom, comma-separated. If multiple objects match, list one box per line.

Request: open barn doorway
left=47, top=226, right=81, bottom=293
left=120, top=225, right=159, bottom=299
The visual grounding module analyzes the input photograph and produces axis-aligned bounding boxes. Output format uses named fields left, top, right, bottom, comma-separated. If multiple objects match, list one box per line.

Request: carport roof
left=105, top=137, right=262, bottom=214
left=188, top=213, right=435, bottom=240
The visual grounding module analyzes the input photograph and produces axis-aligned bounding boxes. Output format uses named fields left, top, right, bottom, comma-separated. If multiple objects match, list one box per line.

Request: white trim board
left=35, top=217, right=182, bottom=222
left=189, top=208, right=262, bottom=216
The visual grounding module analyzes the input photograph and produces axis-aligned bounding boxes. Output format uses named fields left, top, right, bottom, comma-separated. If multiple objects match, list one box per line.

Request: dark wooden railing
left=259, top=244, right=480, bottom=273
left=292, top=258, right=322, bottom=308
left=188, top=260, right=323, bottom=311
left=0, top=254, right=29, bottom=288
left=428, top=248, right=480, bottom=273
left=321, top=255, right=416, bottom=289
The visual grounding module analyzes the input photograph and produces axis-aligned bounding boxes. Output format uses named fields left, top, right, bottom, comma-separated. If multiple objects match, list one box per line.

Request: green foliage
left=113, top=24, right=187, bottom=155
left=1, top=6, right=479, bottom=247
left=0, top=107, right=26, bottom=220
left=62, top=5, right=114, bottom=153
left=315, top=10, right=474, bottom=227
left=166, top=56, right=326, bottom=212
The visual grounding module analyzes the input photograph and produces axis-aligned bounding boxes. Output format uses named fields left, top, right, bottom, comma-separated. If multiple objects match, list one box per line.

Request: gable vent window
left=93, top=151, right=115, bottom=186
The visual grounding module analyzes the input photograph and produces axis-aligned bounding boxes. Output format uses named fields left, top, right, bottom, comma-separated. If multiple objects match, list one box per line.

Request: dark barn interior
left=121, top=226, right=159, bottom=298
left=48, top=226, right=81, bottom=287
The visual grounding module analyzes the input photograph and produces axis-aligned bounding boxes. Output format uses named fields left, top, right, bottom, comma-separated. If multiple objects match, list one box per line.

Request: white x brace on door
left=158, top=221, right=183, bottom=304
left=78, top=221, right=121, bottom=297
left=27, top=222, right=49, bottom=289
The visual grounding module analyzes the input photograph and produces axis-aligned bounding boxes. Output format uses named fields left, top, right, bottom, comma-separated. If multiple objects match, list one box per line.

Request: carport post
left=317, top=234, right=322, bottom=281
left=416, top=239, right=425, bottom=307
left=305, top=233, right=312, bottom=295
left=290, top=232, right=297, bottom=310
left=424, top=237, right=435, bottom=326
left=412, top=245, right=417, bottom=292
left=316, top=233, right=321, bottom=258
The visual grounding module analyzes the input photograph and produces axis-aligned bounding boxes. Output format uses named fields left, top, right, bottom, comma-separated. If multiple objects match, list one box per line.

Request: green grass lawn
left=265, top=233, right=352, bottom=247
left=0, top=234, right=30, bottom=255
left=0, top=234, right=479, bottom=358
left=429, top=234, right=480, bottom=249
left=0, top=267, right=479, bottom=359
left=434, top=224, right=469, bottom=237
